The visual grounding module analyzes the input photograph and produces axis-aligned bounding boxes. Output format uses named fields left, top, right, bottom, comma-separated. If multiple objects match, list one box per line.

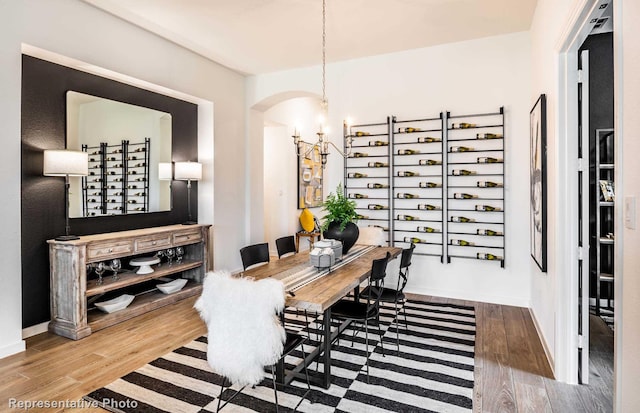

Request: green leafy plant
left=321, top=183, right=358, bottom=231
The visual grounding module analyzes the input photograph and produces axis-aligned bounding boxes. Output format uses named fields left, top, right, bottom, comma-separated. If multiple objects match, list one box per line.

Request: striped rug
left=84, top=300, right=475, bottom=412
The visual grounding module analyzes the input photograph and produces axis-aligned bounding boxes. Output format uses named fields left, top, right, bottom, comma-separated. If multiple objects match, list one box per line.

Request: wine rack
left=391, top=114, right=445, bottom=258
left=82, top=138, right=150, bottom=217
left=344, top=118, right=392, bottom=244
left=594, top=128, right=614, bottom=316
left=446, top=108, right=505, bottom=267
left=344, top=107, right=506, bottom=266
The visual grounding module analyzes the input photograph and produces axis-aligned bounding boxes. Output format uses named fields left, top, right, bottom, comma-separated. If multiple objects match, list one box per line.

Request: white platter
left=156, top=278, right=188, bottom=294
left=95, top=294, right=135, bottom=313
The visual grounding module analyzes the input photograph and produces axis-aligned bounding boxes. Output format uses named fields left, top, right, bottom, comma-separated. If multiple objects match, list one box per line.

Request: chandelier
left=292, top=0, right=352, bottom=168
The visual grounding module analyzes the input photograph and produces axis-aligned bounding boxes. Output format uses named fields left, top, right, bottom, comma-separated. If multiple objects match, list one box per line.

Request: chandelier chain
left=321, top=0, right=327, bottom=109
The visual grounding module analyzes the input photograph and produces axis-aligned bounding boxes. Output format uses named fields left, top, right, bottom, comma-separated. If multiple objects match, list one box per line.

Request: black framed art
left=530, top=94, right=547, bottom=272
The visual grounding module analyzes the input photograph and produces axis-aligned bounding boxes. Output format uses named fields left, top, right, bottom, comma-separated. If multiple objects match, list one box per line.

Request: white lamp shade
left=174, top=162, right=202, bottom=181
left=43, top=150, right=88, bottom=176
left=158, top=162, right=173, bottom=180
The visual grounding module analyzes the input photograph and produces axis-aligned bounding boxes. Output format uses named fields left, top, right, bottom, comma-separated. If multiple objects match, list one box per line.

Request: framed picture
left=298, top=143, right=323, bottom=209
left=530, top=94, right=547, bottom=272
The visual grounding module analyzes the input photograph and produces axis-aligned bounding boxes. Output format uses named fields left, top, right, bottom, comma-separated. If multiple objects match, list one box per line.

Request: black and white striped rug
left=84, top=300, right=475, bottom=412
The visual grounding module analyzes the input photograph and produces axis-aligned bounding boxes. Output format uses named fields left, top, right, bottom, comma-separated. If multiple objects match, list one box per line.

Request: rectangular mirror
left=66, top=91, right=172, bottom=218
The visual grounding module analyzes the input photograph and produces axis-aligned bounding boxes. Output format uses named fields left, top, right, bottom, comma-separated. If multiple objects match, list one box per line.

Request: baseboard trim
left=405, top=286, right=530, bottom=308
left=0, top=340, right=26, bottom=359
left=22, top=321, right=49, bottom=339
left=529, top=307, right=555, bottom=378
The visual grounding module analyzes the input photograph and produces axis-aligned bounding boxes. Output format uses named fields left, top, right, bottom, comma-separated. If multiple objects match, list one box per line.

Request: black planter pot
left=323, top=221, right=359, bottom=254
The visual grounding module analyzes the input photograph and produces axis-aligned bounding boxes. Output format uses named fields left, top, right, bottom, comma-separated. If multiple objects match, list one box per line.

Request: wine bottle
left=112, top=192, right=124, bottom=196
left=475, top=205, right=502, bottom=212
left=367, top=183, right=389, bottom=189
left=349, top=193, right=368, bottom=199
left=419, top=181, right=442, bottom=188
left=417, top=136, right=442, bottom=143
left=397, top=149, right=420, bottom=155
left=127, top=199, right=137, bottom=204
left=107, top=185, right=117, bottom=189
left=352, top=152, right=368, bottom=158
left=107, top=171, right=116, bottom=175
left=419, top=159, right=442, bottom=166
left=355, top=214, right=369, bottom=219
left=134, top=147, right=147, bottom=152
left=397, top=214, right=417, bottom=221
left=107, top=156, right=119, bottom=161
left=452, top=122, right=477, bottom=129
left=111, top=149, right=123, bottom=154
left=477, top=157, right=502, bottom=163
left=127, top=156, right=138, bottom=161
left=134, top=192, right=145, bottom=196
left=89, top=158, right=99, bottom=162
left=113, top=206, right=123, bottom=210
left=91, top=165, right=102, bottom=169
left=477, top=181, right=502, bottom=188
left=451, top=216, right=475, bottom=223
left=404, top=237, right=424, bottom=244
left=88, top=185, right=97, bottom=189
left=128, top=170, right=137, bottom=175
left=112, top=163, right=124, bottom=168
left=134, top=162, right=146, bottom=167
left=92, top=178, right=103, bottom=182
left=135, top=177, right=147, bottom=181
left=87, top=198, right=97, bottom=203
left=88, top=212, right=97, bottom=216
left=449, top=146, right=474, bottom=152
left=398, top=127, right=420, bottom=133
left=397, top=193, right=419, bottom=199
left=113, top=178, right=123, bottom=182
left=450, top=239, right=474, bottom=246
left=89, top=150, right=102, bottom=155
left=133, top=207, right=145, bottom=211
left=418, top=226, right=440, bottom=233
left=354, top=131, right=371, bottom=137
left=452, top=169, right=476, bottom=176
left=89, top=171, right=97, bottom=176
left=454, top=193, right=478, bottom=199
left=90, top=192, right=100, bottom=196
left=127, top=185, right=138, bottom=189
left=368, top=204, right=388, bottom=210
left=397, top=171, right=418, bottom=177
left=368, top=161, right=388, bottom=167
left=477, top=252, right=503, bottom=260
left=369, top=224, right=389, bottom=231
left=107, top=199, right=117, bottom=203
left=476, top=133, right=503, bottom=139
left=368, top=140, right=389, bottom=146
left=348, top=172, right=368, bottom=178
left=477, top=229, right=503, bottom=236
left=417, top=204, right=441, bottom=210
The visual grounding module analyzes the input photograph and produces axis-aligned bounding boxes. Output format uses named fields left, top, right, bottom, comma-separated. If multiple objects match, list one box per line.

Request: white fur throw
left=194, top=270, right=286, bottom=387
left=356, top=226, right=386, bottom=246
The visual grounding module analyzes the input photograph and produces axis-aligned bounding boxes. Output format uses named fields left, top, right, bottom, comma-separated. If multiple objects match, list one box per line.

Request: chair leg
left=270, top=365, right=279, bottom=413
left=394, top=299, right=400, bottom=355
left=378, top=315, right=385, bottom=358
left=293, top=341, right=312, bottom=412
left=216, top=376, right=226, bottom=413
left=303, top=310, right=311, bottom=341
left=402, top=300, right=409, bottom=329
left=364, top=318, right=370, bottom=384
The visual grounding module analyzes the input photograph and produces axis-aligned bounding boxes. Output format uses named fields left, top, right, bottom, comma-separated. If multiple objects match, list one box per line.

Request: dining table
left=244, top=244, right=402, bottom=389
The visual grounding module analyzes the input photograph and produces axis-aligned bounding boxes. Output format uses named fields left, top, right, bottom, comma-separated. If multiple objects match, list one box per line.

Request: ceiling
left=83, top=0, right=538, bottom=75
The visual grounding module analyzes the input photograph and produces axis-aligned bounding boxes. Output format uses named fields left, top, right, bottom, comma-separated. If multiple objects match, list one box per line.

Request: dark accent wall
left=579, top=33, right=614, bottom=299
left=21, top=55, right=199, bottom=328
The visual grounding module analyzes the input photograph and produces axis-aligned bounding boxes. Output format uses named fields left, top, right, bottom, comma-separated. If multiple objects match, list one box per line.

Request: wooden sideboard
left=48, top=224, right=212, bottom=339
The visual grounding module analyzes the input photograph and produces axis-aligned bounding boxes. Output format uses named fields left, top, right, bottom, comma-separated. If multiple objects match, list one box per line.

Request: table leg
left=322, top=307, right=331, bottom=388
left=295, top=234, right=300, bottom=253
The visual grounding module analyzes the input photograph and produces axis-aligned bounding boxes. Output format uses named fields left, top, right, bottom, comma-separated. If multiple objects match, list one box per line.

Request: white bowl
left=156, top=278, right=188, bottom=294
left=95, top=294, right=135, bottom=313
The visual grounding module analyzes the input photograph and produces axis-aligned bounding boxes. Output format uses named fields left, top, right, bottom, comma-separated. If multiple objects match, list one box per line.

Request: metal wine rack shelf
left=344, top=108, right=506, bottom=266
left=82, top=138, right=150, bottom=217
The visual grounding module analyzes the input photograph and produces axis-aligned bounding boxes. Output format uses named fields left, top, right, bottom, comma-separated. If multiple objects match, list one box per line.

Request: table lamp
left=174, top=161, right=202, bottom=225
left=43, top=149, right=89, bottom=240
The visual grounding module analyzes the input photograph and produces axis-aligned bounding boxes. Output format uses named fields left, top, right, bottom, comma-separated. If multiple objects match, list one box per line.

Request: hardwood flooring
left=0, top=295, right=613, bottom=412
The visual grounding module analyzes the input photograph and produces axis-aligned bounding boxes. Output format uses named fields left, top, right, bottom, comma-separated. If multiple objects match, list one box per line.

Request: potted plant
left=321, top=183, right=359, bottom=253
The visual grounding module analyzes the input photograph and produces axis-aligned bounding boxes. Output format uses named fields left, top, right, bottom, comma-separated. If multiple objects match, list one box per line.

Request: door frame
left=555, top=0, right=616, bottom=384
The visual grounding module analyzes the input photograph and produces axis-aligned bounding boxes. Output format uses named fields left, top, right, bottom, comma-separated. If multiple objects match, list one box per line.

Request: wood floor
left=0, top=295, right=613, bottom=412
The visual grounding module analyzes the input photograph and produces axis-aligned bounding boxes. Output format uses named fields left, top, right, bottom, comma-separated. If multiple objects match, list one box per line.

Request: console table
left=48, top=224, right=212, bottom=339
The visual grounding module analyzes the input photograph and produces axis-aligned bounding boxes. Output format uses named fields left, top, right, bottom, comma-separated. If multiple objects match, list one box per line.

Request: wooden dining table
left=244, top=244, right=402, bottom=388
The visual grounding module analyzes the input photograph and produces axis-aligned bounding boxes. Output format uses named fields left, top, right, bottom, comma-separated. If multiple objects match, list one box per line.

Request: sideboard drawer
left=173, top=230, right=202, bottom=245
left=135, top=234, right=172, bottom=252
left=87, top=241, right=133, bottom=261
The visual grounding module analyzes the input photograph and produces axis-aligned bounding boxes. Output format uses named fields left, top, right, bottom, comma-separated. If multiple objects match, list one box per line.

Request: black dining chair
left=275, top=235, right=296, bottom=258
left=239, top=242, right=270, bottom=271
left=360, top=242, right=415, bottom=354
left=195, top=271, right=311, bottom=412
left=330, top=251, right=391, bottom=382
left=275, top=234, right=315, bottom=341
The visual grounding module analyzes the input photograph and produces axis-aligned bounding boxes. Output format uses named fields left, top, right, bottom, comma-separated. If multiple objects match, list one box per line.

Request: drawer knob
left=108, top=248, right=113, bottom=253
left=187, top=236, right=190, bottom=239
left=152, top=241, right=157, bottom=245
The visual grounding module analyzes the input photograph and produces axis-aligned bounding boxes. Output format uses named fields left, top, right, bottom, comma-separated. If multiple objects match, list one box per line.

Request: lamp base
left=182, top=221, right=198, bottom=225
left=55, top=234, right=80, bottom=241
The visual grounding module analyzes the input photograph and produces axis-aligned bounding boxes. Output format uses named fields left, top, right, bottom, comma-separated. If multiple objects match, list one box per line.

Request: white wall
left=0, top=0, right=246, bottom=358
left=248, top=32, right=533, bottom=307
left=617, top=0, right=640, bottom=409
left=263, top=97, right=324, bottom=254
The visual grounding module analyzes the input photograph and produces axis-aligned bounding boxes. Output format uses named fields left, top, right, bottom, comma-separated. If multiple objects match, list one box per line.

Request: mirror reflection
left=66, top=91, right=172, bottom=218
